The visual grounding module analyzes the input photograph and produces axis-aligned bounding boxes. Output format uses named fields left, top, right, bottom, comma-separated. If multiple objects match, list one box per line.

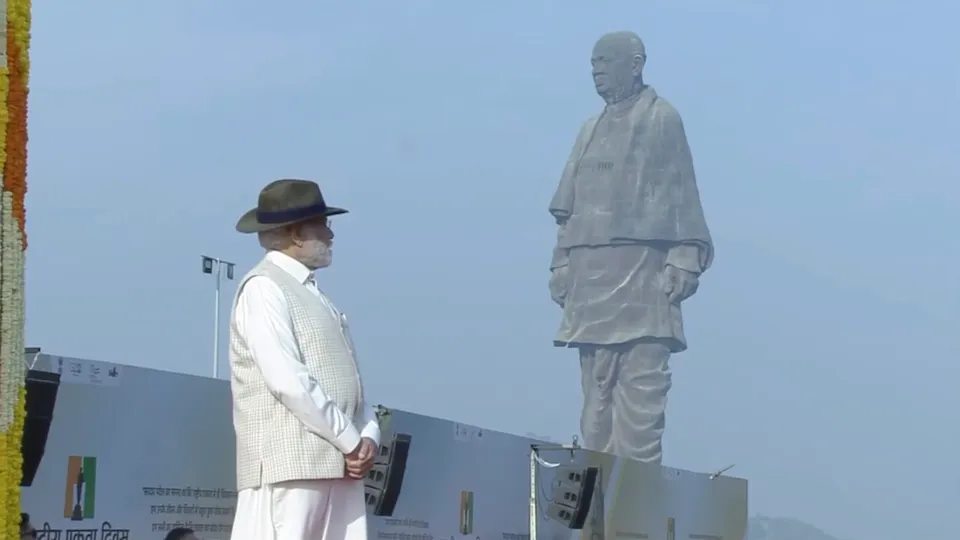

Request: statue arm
left=656, top=102, right=714, bottom=273
left=665, top=244, right=702, bottom=275
left=548, top=127, right=587, bottom=306
left=548, top=221, right=570, bottom=306
left=550, top=220, right=569, bottom=271
left=549, top=119, right=595, bottom=272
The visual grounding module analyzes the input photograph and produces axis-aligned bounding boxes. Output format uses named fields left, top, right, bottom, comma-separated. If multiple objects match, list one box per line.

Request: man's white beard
left=315, top=244, right=332, bottom=269
left=302, top=239, right=332, bottom=270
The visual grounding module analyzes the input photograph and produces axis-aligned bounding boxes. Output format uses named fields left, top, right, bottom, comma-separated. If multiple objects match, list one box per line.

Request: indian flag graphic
left=63, top=456, right=97, bottom=520
left=459, top=490, right=474, bottom=535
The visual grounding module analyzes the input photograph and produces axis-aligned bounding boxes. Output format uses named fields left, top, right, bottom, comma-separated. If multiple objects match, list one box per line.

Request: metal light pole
left=201, top=255, right=236, bottom=378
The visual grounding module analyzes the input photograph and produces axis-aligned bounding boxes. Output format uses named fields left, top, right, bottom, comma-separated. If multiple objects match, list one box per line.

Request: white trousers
left=230, top=478, right=367, bottom=540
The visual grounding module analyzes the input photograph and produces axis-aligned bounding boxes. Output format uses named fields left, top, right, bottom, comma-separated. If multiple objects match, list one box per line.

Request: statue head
left=591, top=31, right=646, bottom=104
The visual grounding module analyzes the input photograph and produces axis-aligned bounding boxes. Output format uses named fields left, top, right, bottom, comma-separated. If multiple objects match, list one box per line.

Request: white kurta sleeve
left=235, top=276, right=362, bottom=455
left=358, top=402, right=381, bottom=446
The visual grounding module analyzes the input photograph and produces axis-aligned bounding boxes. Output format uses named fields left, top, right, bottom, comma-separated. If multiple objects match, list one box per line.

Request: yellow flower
left=0, top=0, right=30, bottom=536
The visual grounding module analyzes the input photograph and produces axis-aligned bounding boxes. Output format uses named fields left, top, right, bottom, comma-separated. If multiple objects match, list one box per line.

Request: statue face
left=591, top=34, right=643, bottom=101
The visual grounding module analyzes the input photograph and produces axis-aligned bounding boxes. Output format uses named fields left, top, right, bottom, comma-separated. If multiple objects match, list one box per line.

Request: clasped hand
left=661, top=264, right=699, bottom=304
left=345, top=437, right=377, bottom=480
left=549, top=266, right=569, bottom=307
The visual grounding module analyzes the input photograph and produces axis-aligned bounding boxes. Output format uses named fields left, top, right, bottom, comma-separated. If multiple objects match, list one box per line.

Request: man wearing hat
left=228, top=179, right=378, bottom=540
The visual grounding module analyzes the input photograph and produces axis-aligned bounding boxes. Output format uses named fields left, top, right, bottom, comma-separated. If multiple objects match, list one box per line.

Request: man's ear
left=286, top=225, right=303, bottom=247
left=632, top=54, right=646, bottom=77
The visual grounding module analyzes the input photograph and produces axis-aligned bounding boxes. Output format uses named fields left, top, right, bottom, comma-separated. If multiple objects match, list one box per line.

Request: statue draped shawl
left=549, top=86, right=714, bottom=272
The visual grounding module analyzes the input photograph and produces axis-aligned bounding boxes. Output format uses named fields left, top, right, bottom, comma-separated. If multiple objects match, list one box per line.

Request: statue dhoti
left=549, top=31, right=714, bottom=464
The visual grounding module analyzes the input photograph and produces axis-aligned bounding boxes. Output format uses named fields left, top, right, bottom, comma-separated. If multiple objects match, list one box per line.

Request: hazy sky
left=24, top=1, right=958, bottom=539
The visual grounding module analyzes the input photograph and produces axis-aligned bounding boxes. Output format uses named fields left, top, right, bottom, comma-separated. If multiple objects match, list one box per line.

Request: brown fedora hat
left=236, top=179, right=347, bottom=234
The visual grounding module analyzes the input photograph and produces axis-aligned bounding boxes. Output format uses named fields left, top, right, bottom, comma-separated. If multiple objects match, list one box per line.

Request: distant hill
left=747, top=516, right=842, bottom=540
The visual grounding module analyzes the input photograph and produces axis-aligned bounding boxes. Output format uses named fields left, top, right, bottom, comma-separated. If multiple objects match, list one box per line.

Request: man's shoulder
left=243, top=273, right=279, bottom=288
left=237, top=263, right=268, bottom=285
left=241, top=258, right=289, bottom=283
left=234, top=274, right=286, bottom=313
left=235, top=264, right=285, bottom=302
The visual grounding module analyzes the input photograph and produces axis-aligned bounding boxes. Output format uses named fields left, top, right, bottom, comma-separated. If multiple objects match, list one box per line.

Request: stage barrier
left=19, top=353, right=747, bottom=540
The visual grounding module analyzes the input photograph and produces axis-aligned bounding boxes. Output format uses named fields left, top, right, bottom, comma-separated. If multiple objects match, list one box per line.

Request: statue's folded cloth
left=548, top=85, right=713, bottom=352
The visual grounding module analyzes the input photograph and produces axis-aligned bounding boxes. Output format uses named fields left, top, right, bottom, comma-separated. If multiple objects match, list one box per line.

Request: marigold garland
left=0, top=389, right=25, bottom=537
left=0, top=0, right=29, bottom=536
left=4, top=0, right=27, bottom=245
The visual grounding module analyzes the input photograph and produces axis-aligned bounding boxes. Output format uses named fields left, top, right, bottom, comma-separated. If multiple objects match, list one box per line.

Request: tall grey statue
left=548, top=31, right=714, bottom=464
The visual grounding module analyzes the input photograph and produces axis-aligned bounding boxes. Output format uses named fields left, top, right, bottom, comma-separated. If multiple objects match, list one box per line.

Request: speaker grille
left=20, top=370, right=61, bottom=487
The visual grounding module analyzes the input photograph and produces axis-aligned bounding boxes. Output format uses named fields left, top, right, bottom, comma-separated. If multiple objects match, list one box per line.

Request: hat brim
left=235, top=206, right=348, bottom=234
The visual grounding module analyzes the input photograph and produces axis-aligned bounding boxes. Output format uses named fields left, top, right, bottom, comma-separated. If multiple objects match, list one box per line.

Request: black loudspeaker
left=546, top=465, right=599, bottom=530
left=364, top=433, right=412, bottom=516
left=20, top=370, right=61, bottom=487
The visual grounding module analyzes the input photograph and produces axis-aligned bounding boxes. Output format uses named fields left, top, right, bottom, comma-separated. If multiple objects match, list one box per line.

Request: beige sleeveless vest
left=229, top=257, right=360, bottom=489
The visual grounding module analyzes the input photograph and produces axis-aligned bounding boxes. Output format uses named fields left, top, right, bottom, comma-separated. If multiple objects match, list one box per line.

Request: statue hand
left=662, top=264, right=699, bottom=304
left=549, top=266, right=569, bottom=307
